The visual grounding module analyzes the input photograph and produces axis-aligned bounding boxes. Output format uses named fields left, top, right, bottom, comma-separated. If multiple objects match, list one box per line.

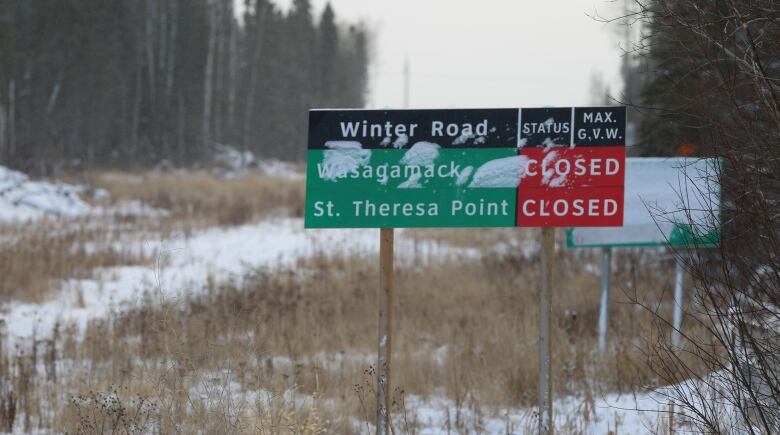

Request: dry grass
left=0, top=245, right=705, bottom=433
left=0, top=170, right=714, bottom=433
left=0, top=221, right=149, bottom=303
left=405, top=227, right=525, bottom=249
left=77, top=170, right=305, bottom=227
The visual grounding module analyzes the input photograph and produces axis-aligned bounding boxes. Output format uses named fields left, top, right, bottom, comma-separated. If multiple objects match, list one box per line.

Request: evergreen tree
left=637, top=1, right=723, bottom=156
left=0, top=0, right=371, bottom=171
left=318, top=3, right=338, bottom=106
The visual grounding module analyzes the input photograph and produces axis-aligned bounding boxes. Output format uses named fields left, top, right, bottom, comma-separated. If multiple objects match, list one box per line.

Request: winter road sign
left=304, top=107, right=626, bottom=228
left=566, top=158, right=720, bottom=248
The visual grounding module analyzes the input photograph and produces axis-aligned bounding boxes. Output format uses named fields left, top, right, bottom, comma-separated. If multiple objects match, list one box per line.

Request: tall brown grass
left=0, top=170, right=711, bottom=433
left=0, top=221, right=149, bottom=303
left=79, top=170, right=305, bottom=227
left=10, top=246, right=698, bottom=433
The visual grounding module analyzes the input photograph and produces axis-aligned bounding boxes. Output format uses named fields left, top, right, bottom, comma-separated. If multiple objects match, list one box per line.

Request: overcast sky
left=270, top=0, right=625, bottom=109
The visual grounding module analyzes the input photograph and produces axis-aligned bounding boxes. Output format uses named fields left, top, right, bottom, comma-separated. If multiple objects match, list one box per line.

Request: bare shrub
left=0, top=382, right=16, bottom=432
left=65, top=387, right=157, bottom=434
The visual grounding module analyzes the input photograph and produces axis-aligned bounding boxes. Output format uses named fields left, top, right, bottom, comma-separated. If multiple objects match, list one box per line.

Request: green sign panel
left=566, top=158, right=721, bottom=248
left=307, top=147, right=518, bottom=228
left=305, top=108, right=627, bottom=229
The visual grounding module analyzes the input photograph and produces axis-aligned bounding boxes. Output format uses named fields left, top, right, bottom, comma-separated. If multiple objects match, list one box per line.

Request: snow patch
left=0, top=166, right=93, bottom=222
left=456, top=166, right=474, bottom=187
left=400, top=142, right=440, bottom=167
left=256, top=159, right=302, bottom=180
left=392, top=134, right=409, bottom=149
left=212, top=145, right=301, bottom=179
left=103, top=200, right=170, bottom=219
left=469, top=156, right=529, bottom=188
left=541, top=151, right=559, bottom=185
left=452, top=131, right=474, bottom=145
left=398, top=173, right=423, bottom=189
left=542, top=137, right=559, bottom=149
left=212, top=144, right=255, bottom=171
left=321, top=141, right=371, bottom=181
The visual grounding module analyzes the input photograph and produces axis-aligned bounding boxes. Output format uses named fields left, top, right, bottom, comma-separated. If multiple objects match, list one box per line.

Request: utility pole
left=403, top=57, right=410, bottom=109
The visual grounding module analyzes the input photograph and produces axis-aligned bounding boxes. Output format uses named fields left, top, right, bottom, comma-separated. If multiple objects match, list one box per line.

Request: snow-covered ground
left=2, top=217, right=480, bottom=344
left=400, top=391, right=673, bottom=434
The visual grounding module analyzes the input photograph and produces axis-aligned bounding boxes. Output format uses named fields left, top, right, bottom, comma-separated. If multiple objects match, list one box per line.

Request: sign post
left=598, top=247, right=611, bottom=355
left=539, top=227, right=555, bottom=435
left=672, top=254, right=684, bottom=348
left=566, top=158, right=720, bottom=353
left=377, top=227, right=394, bottom=434
left=304, top=107, right=626, bottom=434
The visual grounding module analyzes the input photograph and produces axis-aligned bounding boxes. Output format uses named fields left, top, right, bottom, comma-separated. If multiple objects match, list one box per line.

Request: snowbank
left=212, top=144, right=302, bottom=179
left=0, top=165, right=93, bottom=222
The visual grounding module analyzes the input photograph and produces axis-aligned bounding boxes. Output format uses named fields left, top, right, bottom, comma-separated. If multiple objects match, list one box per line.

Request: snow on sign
left=304, top=107, right=626, bottom=228
left=566, top=158, right=721, bottom=248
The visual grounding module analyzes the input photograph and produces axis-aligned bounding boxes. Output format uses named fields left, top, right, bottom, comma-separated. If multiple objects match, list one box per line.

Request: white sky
left=267, top=0, right=625, bottom=109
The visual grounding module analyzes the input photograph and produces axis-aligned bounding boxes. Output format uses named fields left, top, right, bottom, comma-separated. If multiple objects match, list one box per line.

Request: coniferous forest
left=0, top=0, right=369, bottom=172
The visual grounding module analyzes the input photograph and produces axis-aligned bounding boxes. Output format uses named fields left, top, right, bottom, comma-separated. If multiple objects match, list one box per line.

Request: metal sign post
left=566, top=157, right=721, bottom=355
left=539, top=227, right=555, bottom=435
left=672, top=254, right=684, bottom=348
left=598, top=247, right=612, bottom=354
left=376, top=228, right=394, bottom=435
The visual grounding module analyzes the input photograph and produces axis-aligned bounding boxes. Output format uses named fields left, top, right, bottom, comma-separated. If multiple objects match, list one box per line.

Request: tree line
left=0, top=0, right=369, bottom=172
left=617, top=1, right=780, bottom=431
left=621, top=1, right=778, bottom=159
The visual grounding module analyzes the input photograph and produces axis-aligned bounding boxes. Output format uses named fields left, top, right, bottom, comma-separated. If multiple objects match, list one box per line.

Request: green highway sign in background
left=566, top=158, right=721, bottom=248
left=305, top=108, right=627, bottom=229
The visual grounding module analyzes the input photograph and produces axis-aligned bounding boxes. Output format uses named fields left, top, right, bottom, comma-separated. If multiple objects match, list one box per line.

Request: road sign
left=305, top=107, right=626, bottom=228
left=566, top=157, right=720, bottom=248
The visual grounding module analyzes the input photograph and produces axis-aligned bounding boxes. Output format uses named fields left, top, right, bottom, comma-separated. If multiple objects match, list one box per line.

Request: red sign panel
left=515, top=107, right=625, bottom=227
